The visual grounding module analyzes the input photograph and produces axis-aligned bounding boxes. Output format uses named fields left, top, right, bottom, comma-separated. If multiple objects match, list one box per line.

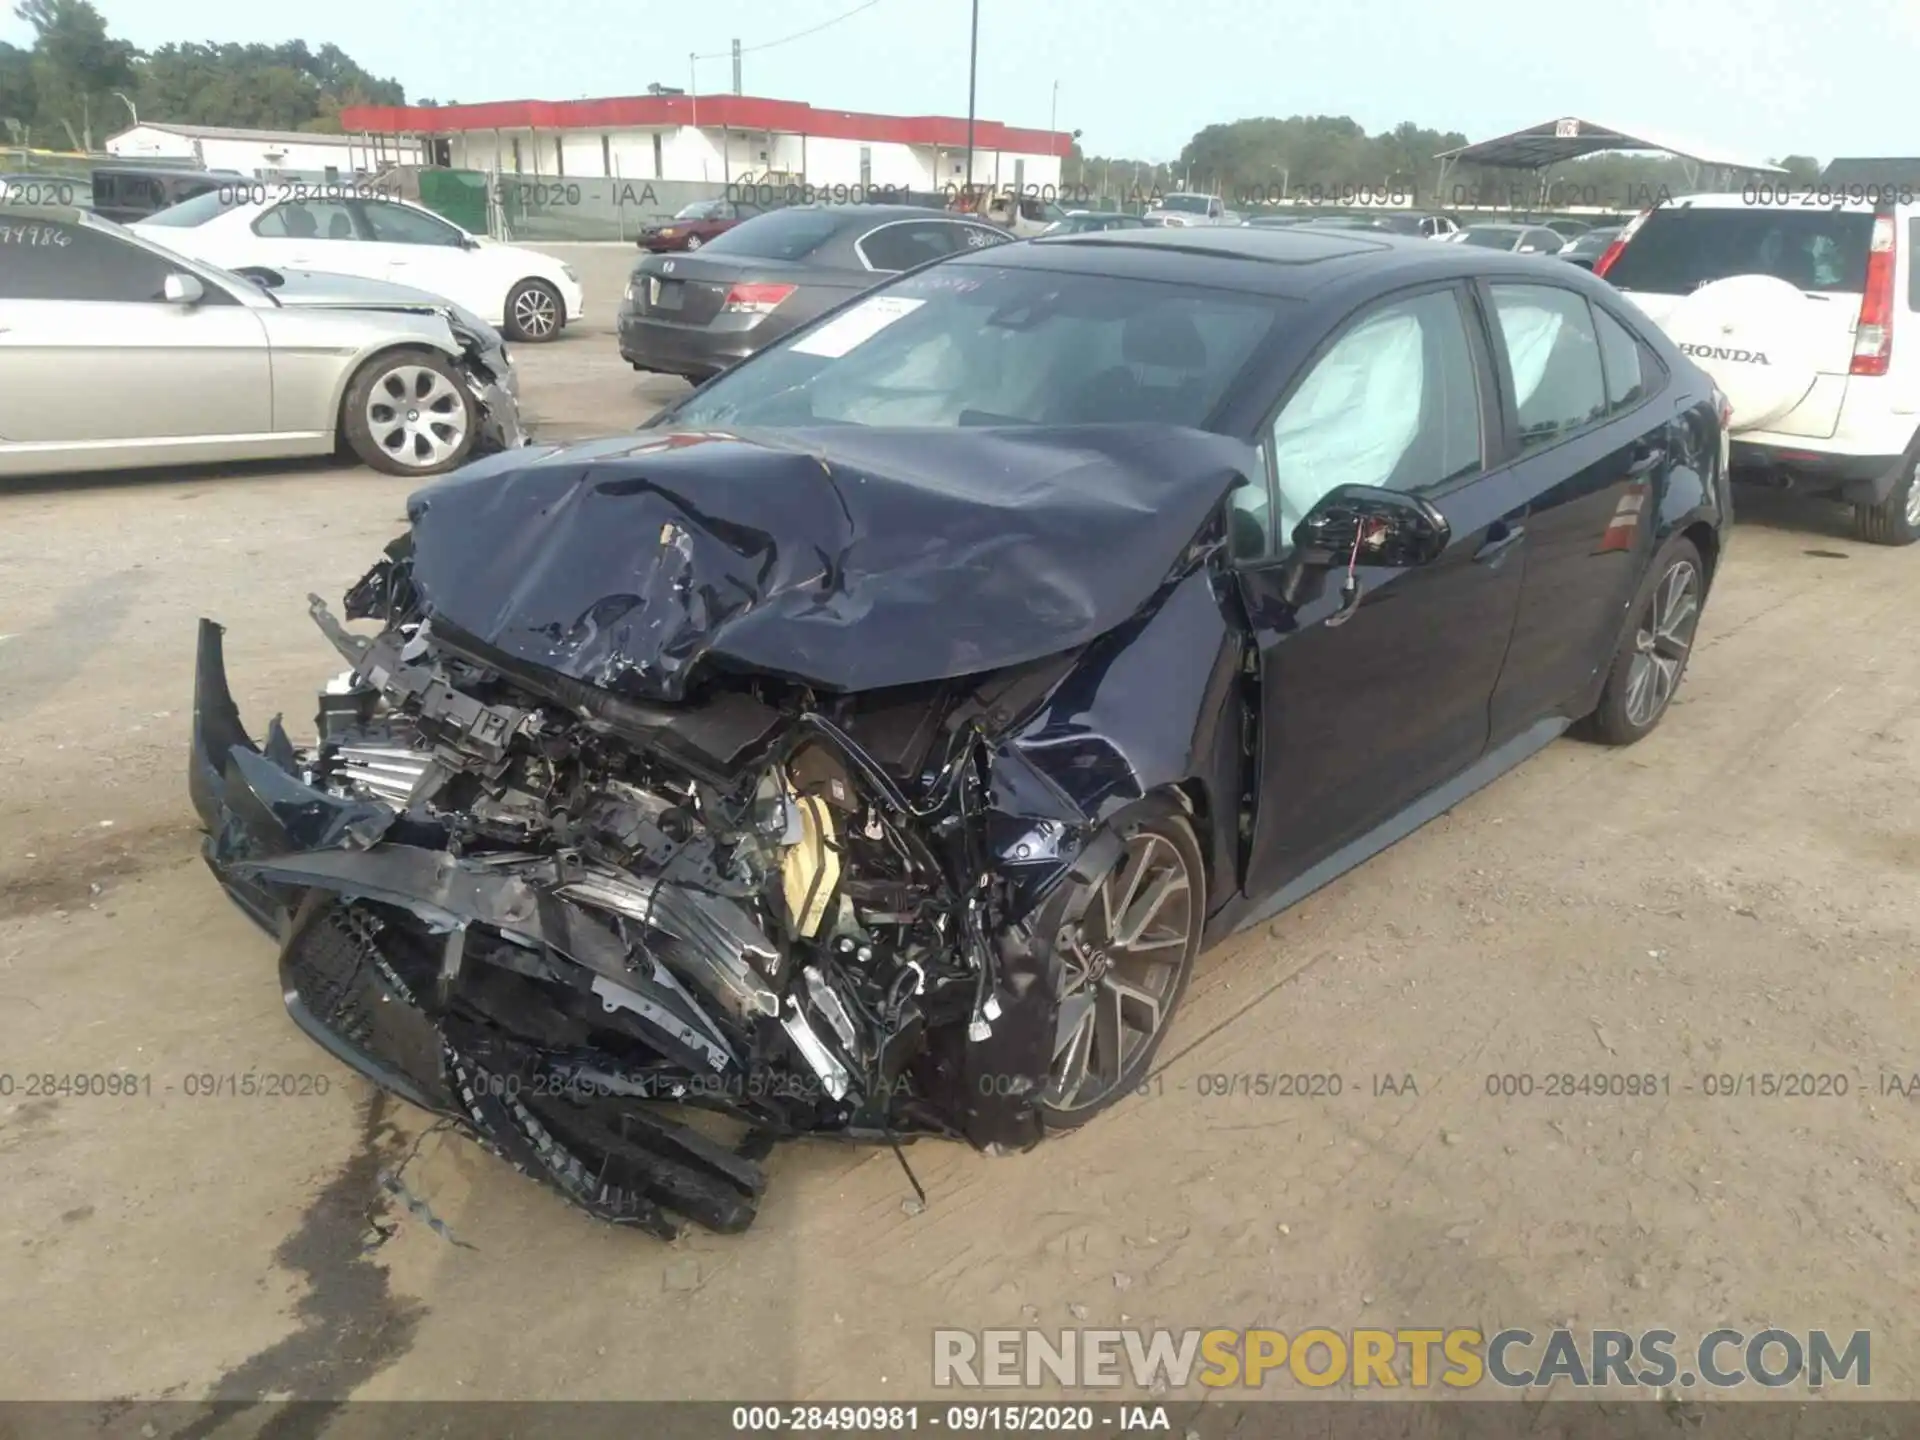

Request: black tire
left=1033, top=795, right=1205, bottom=1133
left=504, top=278, right=564, bottom=342
left=1578, top=534, right=1706, bottom=746
left=1853, top=445, right=1920, bottom=547
left=339, top=347, right=478, bottom=478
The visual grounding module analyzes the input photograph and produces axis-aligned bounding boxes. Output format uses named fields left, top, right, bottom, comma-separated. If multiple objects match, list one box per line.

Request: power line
left=691, top=0, right=887, bottom=62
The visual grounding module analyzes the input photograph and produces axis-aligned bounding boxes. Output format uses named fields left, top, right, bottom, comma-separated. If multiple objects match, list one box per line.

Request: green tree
left=1773, top=154, right=1822, bottom=185
left=0, top=39, right=35, bottom=141
left=12, top=0, right=134, bottom=149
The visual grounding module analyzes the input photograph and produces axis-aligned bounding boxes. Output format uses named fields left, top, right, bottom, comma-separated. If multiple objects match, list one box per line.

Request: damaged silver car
left=0, top=204, right=523, bottom=480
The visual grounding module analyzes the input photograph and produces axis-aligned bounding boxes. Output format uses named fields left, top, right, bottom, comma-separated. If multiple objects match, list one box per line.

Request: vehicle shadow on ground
left=0, top=454, right=363, bottom=499
left=1729, top=485, right=1870, bottom=544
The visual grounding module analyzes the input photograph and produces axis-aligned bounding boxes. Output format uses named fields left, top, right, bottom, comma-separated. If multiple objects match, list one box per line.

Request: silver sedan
left=0, top=205, right=525, bottom=480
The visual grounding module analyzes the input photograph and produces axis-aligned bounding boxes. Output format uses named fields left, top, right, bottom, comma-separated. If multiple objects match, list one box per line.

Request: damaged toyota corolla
left=190, top=226, right=1731, bottom=1236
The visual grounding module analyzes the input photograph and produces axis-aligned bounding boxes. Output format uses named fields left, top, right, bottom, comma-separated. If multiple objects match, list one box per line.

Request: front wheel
left=1578, top=535, right=1706, bottom=746
left=339, top=348, right=477, bottom=477
left=1854, top=448, right=1920, bottom=547
left=504, top=278, right=564, bottom=342
left=1034, top=797, right=1205, bottom=1132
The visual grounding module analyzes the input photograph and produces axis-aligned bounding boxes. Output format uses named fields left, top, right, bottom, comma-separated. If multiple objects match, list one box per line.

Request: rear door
left=1481, top=279, right=1672, bottom=740
left=1602, top=201, right=1873, bottom=438
left=248, top=197, right=384, bottom=281
left=0, top=217, right=270, bottom=465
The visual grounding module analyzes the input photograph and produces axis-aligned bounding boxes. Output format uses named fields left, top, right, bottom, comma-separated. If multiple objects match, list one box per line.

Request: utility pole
left=732, top=39, right=742, bottom=95
left=964, top=0, right=979, bottom=204
left=1049, top=79, right=1057, bottom=136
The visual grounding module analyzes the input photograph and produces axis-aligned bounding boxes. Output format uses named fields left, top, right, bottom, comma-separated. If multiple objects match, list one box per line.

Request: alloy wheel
left=1042, top=828, right=1196, bottom=1114
left=1624, top=558, right=1701, bottom=729
left=365, top=364, right=469, bottom=470
left=685, top=234, right=703, bottom=250
left=512, top=285, right=560, bottom=340
left=1904, top=461, right=1920, bottom=529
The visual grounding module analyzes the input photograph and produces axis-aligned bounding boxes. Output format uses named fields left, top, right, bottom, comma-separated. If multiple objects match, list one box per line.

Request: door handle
left=1626, top=445, right=1663, bottom=478
left=1474, top=521, right=1525, bottom=565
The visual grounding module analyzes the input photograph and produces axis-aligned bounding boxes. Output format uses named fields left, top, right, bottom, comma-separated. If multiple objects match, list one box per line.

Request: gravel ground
left=1, top=323, right=1916, bottom=1407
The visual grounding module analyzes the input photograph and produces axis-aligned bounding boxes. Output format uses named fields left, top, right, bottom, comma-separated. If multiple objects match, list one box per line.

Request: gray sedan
left=0, top=205, right=524, bottom=480
left=618, top=205, right=1013, bottom=383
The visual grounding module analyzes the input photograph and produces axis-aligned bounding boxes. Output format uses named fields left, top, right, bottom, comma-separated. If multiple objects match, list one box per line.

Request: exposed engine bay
left=189, top=424, right=1257, bottom=1236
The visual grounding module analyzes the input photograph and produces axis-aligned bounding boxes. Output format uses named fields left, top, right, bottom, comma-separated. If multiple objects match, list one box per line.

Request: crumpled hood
left=401, top=423, right=1258, bottom=700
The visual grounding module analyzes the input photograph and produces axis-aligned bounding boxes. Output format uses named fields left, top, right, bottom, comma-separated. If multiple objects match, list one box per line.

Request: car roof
left=978, top=224, right=1597, bottom=301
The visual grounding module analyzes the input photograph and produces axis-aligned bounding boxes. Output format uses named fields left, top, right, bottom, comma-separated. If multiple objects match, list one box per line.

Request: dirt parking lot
left=2, top=290, right=1918, bottom=1411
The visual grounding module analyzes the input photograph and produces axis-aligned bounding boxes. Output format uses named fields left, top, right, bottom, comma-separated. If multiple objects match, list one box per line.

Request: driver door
left=1231, top=282, right=1531, bottom=897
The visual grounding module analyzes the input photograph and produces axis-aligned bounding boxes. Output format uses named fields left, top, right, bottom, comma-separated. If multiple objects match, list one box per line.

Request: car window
left=1258, top=287, right=1484, bottom=547
left=702, top=207, right=846, bottom=260
left=254, top=199, right=362, bottom=242
left=1460, top=228, right=1517, bottom=249
left=1604, top=206, right=1875, bottom=295
left=1523, top=229, right=1562, bottom=252
left=1489, top=284, right=1608, bottom=451
left=360, top=200, right=465, bottom=246
left=1592, top=306, right=1648, bottom=414
left=858, top=220, right=990, bottom=271
left=139, top=188, right=245, bottom=228
left=0, top=217, right=224, bottom=303
left=672, top=263, right=1286, bottom=434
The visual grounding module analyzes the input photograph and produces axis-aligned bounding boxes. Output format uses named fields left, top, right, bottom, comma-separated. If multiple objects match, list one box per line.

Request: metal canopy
left=1434, top=117, right=1787, bottom=174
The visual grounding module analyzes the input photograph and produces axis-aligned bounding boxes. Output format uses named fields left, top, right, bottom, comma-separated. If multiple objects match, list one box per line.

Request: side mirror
left=163, top=272, right=205, bottom=306
left=461, top=235, right=481, bottom=250
left=1291, top=484, right=1450, bottom=569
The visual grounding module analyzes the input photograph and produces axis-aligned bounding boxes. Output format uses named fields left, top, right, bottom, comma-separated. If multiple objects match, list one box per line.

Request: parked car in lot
left=1596, top=192, right=1920, bottom=544
left=89, top=164, right=230, bottom=223
left=1558, top=226, right=1621, bottom=269
left=1042, top=210, right=1149, bottom=235
left=1543, top=218, right=1592, bottom=240
left=191, top=221, right=1730, bottom=1238
left=618, top=203, right=1012, bottom=382
left=130, top=190, right=584, bottom=343
left=636, top=197, right=768, bottom=252
left=1143, top=192, right=1232, bottom=226
left=0, top=205, right=523, bottom=479
left=1456, top=222, right=1568, bottom=255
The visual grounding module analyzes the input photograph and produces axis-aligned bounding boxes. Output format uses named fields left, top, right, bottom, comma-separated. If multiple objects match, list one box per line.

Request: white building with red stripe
left=341, top=94, right=1071, bottom=196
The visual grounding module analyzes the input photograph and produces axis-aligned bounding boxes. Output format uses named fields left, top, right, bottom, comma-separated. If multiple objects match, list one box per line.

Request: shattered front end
left=189, top=425, right=1253, bottom=1237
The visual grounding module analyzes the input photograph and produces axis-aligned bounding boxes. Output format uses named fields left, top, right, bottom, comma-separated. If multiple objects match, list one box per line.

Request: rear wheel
left=339, top=348, right=477, bottom=477
left=504, top=278, right=563, bottom=342
left=1853, top=448, right=1920, bottom=547
left=1579, top=535, right=1705, bottom=746
left=684, top=233, right=704, bottom=251
left=1034, top=797, right=1204, bottom=1132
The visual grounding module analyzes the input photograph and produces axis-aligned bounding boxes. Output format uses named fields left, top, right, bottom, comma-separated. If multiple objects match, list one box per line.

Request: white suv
left=1595, top=191, right=1919, bottom=544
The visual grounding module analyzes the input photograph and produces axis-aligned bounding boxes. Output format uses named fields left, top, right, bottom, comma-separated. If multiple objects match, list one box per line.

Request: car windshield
left=1459, top=228, right=1518, bottom=248
left=140, top=188, right=244, bottom=227
left=1602, top=206, right=1875, bottom=295
left=669, top=262, right=1287, bottom=432
left=700, top=207, right=847, bottom=259
left=1160, top=195, right=1212, bottom=214
left=674, top=201, right=726, bottom=221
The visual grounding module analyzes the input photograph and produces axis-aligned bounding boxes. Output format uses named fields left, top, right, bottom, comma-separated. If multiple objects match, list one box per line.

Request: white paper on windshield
left=790, top=296, right=925, bottom=357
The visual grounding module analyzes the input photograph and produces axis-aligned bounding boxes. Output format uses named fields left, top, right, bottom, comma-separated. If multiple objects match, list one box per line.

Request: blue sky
left=6, top=0, right=1913, bottom=164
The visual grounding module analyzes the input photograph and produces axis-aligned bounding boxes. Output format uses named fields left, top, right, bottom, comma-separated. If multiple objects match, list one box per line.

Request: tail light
left=1712, top=384, right=1733, bottom=431
left=722, top=282, right=796, bottom=316
left=1592, top=207, right=1651, bottom=279
left=1851, top=214, right=1896, bottom=376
